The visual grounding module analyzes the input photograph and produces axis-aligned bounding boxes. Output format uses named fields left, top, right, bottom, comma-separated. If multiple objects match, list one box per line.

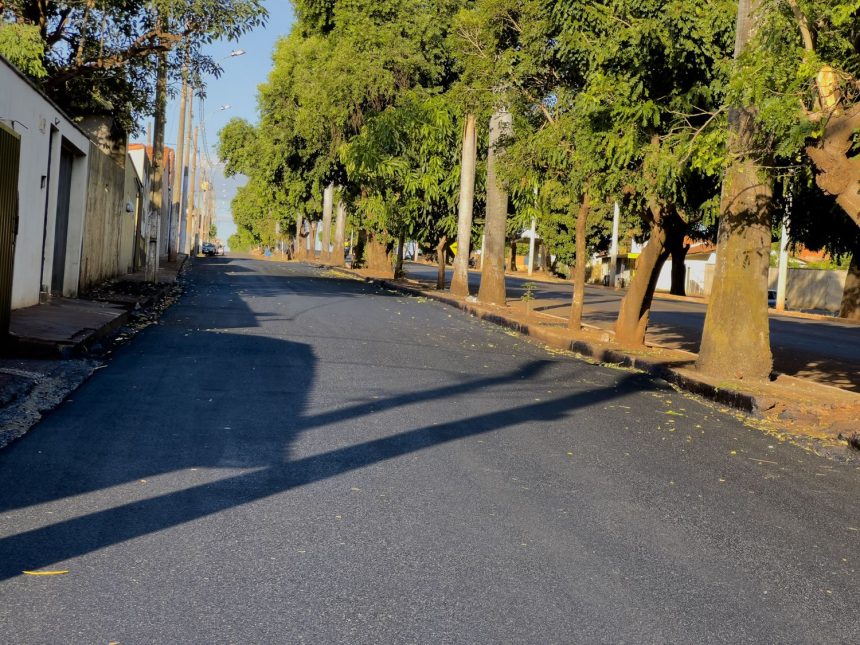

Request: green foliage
left=0, top=23, right=46, bottom=77
left=1, top=1, right=267, bottom=131
left=219, top=1, right=471, bottom=250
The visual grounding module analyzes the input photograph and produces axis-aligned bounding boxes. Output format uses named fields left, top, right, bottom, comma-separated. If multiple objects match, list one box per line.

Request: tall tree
left=698, top=0, right=775, bottom=380
left=0, top=1, right=267, bottom=131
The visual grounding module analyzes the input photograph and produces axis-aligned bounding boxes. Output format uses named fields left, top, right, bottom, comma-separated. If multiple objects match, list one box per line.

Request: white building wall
left=1, top=57, right=91, bottom=309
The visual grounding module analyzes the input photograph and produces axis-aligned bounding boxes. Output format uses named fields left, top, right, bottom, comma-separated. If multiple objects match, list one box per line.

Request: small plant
left=521, top=282, right=537, bottom=315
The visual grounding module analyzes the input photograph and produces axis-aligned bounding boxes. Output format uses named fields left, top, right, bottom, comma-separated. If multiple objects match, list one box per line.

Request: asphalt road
left=405, top=263, right=860, bottom=391
left=0, top=258, right=858, bottom=643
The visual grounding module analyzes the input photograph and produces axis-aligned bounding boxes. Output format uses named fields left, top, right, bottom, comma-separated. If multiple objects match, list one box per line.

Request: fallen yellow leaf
left=23, top=570, right=69, bottom=576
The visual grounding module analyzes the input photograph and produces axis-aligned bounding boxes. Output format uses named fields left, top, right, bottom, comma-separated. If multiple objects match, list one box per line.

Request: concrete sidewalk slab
left=7, top=299, right=127, bottom=357
left=3, top=255, right=187, bottom=359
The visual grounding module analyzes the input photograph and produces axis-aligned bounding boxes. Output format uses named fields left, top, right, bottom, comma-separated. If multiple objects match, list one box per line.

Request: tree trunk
left=332, top=197, right=346, bottom=266
left=614, top=206, right=684, bottom=345
left=478, top=108, right=513, bottom=306
left=806, top=103, right=860, bottom=229
left=394, top=232, right=406, bottom=279
left=366, top=233, right=393, bottom=277
left=697, top=0, right=773, bottom=381
left=569, top=193, right=590, bottom=330
left=294, top=217, right=308, bottom=262
left=353, top=229, right=367, bottom=267
left=451, top=113, right=477, bottom=297
left=669, top=236, right=690, bottom=296
left=320, top=182, right=334, bottom=263
left=309, top=221, right=317, bottom=260
left=436, top=235, right=448, bottom=290
left=840, top=246, right=860, bottom=319
left=509, top=239, right=518, bottom=272
left=540, top=242, right=550, bottom=273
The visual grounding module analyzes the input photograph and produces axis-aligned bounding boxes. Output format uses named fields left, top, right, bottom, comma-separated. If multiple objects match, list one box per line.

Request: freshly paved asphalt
left=405, top=263, right=860, bottom=392
left=0, top=258, right=858, bottom=643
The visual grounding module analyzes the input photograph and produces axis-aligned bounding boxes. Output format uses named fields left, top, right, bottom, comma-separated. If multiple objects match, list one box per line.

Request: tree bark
left=332, top=197, right=346, bottom=266
left=436, top=235, right=448, bottom=290
left=321, top=182, right=334, bottom=263
left=697, top=0, right=773, bottom=381
left=451, top=113, right=477, bottom=297
left=840, top=245, right=860, bottom=319
left=294, top=217, right=306, bottom=260
left=569, top=193, right=590, bottom=330
left=365, top=232, right=393, bottom=277
left=540, top=242, right=550, bottom=273
left=478, top=108, right=513, bottom=306
left=394, top=232, right=405, bottom=279
left=509, top=239, right=518, bottom=272
left=353, top=229, right=367, bottom=268
left=614, top=206, right=684, bottom=345
left=669, top=236, right=690, bottom=296
left=806, top=103, right=860, bottom=229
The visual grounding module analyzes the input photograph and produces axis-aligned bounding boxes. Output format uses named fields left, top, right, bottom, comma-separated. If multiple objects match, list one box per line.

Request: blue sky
left=157, top=1, right=295, bottom=244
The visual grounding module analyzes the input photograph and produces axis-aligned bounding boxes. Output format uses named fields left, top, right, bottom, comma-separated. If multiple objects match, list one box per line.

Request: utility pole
left=145, top=19, right=167, bottom=283
left=321, top=182, right=334, bottom=263
left=609, top=201, right=620, bottom=287
left=186, top=126, right=199, bottom=255
left=180, top=93, right=194, bottom=254
left=450, top=113, right=477, bottom=297
left=169, top=63, right=189, bottom=261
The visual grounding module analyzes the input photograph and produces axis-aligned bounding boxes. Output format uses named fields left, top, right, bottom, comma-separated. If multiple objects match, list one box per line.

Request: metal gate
left=51, top=146, right=74, bottom=294
left=0, top=123, right=21, bottom=336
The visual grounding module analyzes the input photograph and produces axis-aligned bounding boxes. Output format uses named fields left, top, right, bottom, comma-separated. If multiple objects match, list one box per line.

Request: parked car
left=216, top=244, right=225, bottom=256
left=202, top=242, right=217, bottom=256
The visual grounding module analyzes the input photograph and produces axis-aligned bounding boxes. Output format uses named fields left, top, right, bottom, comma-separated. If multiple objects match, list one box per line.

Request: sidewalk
left=322, top=263, right=860, bottom=449
left=5, top=255, right=185, bottom=358
left=0, top=256, right=186, bottom=448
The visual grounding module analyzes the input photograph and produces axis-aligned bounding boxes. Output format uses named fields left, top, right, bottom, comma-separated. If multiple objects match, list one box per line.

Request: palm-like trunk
left=697, top=0, right=773, bottom=380
left=569, top=193, right=590, bottom=330
left=320, top=182, right=334, bottom=263
left=309, top=221, right=317, bottom=260
left=451, top=113, right=477, bottom=297
left=478, top=108, right=513, bottom=306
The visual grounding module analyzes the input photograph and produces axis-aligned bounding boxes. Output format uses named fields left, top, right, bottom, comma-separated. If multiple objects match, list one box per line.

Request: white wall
left=768, top=267, right=847, bottom=312
left=1, top=58, right=91, bottom=309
